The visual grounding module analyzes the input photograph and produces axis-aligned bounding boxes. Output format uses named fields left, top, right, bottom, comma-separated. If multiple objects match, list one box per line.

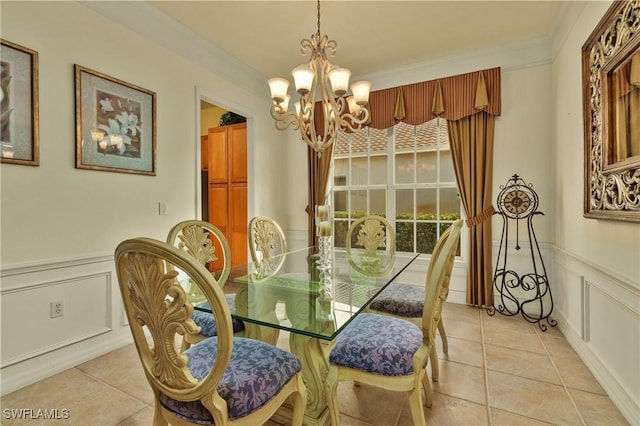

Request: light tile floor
left=1, top=303, right=629, bottom=425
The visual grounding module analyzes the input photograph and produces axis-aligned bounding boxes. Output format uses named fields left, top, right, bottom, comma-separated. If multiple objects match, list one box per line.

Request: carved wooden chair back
left=166, top=220, right=231, bottom=301
left=421, top=220, right=463, bottom=350
left=248, top=216, right=287, bottom=276
left=346, top=215, right=396, bottom=277
left=115, top=237, right=306, bottom=426
left=166, top=220, right=244, bottom=350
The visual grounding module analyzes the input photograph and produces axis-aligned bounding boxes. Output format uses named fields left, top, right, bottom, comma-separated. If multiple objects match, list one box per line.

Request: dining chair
left=247, top=216, right=293, bottom=344
left=324, top=219, right=463, bottom=426
left=368, top=220, right=462, bottom=383
left=115, top=237, right=306, bottom=426
left=167, top=220, right=245, bottom=350
left=248, top=216, right=287, bottom=277
left=333, top=215, right=396, bottom=308
left=345, top=215, right=396, bottom=277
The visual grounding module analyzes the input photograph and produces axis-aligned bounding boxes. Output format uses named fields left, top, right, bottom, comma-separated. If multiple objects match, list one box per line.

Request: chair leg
left=409, top=380, right=427, bottom=426
left=290, top=374, right=307, bottom=426
left=429, top=344, right=440, bottom=382
left=326, top=367, right=340, bottom=426
left=438, top=319, right=448, bottom=354
left=421, top=370, right=433, bottom=408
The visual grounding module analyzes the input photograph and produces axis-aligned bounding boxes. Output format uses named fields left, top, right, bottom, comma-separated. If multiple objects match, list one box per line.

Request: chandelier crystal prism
left=268, top=0, right=371, bottom=156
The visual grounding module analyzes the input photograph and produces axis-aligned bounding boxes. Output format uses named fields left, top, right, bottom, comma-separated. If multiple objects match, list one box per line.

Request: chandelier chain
left=316, top=0, right=321, bottom=37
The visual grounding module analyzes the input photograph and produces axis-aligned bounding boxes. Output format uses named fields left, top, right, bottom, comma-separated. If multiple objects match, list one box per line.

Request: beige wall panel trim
left=0, top=255, right=112, bottom=279
left=553, top=247, right=639, bottom=314
left=553, top=246, right=638, bottom=293
left=1, top=273, right=112, bottom=368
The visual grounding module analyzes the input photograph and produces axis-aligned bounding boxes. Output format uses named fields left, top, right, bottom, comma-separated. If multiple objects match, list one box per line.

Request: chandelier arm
left=339, top=108, right=370, bottom=133
left=270, top=105, right=301, bottom=131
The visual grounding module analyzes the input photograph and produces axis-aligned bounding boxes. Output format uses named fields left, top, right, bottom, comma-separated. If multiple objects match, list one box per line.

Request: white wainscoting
left=2, top=239, right=637, bottom=426
left=552, top=247, right=639, bottom=426
left=0, top=255, right=133, bottom=396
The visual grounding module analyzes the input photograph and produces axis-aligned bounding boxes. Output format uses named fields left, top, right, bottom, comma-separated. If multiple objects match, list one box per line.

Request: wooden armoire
left=201, top=122, right=247, bottom=266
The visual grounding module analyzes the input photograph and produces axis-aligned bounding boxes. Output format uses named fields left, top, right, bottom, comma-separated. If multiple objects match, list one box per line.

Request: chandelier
left=268, top=0, right=371, bottom=156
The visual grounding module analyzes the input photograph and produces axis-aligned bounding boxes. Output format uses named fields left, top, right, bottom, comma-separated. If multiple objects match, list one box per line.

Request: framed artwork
left=1, top=39, right=39, bottom=166
left=75, top=65, right=156, bottom=175
left=582, top=0, right=640, bottom=222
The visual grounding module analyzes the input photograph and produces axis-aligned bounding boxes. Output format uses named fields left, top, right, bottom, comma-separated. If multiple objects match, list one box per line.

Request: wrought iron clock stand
left=488, top=174, right=557, bottom=331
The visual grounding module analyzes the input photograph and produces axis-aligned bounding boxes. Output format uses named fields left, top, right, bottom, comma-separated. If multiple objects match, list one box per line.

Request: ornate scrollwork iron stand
left=487, top=174, right=557, bottom=331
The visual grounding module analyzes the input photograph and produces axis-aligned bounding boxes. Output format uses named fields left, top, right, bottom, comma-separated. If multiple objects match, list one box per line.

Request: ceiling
left=148, top=0, right=569, bottom=82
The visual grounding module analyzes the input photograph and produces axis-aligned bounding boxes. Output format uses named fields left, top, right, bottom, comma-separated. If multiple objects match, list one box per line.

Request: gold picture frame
left=75, top=65, right=156, bottom=175
left=0, top=39, right=39, bottom=166
left=582, top=0, right=640, bottom=222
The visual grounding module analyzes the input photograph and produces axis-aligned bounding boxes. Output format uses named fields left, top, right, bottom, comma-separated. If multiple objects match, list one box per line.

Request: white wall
left=0, top=0, right=288, bottom=393
left=550, top=1, right=640, bottom=423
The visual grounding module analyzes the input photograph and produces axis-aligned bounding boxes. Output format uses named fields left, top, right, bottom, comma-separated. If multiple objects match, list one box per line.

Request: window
left=332, top=118, right=461, bottom=254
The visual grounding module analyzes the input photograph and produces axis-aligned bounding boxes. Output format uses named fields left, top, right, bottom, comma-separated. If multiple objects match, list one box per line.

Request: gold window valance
left=366, top=67, right=501, bottom=129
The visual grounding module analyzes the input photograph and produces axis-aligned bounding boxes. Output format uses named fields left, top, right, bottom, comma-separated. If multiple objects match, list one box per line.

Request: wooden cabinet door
left=201, top=135, right=209, bottom=170
left=229, top=183, right=247, bottom=266
left=203, top=122, right=247, bottom=267
left=208, top=184, right=228, bottom=236
left=208, top=127, right=227, bottom=184
left=228, top=124, right=247, bottom=182
left=208, top=184, right=229, bottom=271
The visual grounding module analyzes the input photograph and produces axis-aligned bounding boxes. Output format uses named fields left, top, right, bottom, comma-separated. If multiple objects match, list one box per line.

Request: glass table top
left=194, top=247, right=420, bottom=341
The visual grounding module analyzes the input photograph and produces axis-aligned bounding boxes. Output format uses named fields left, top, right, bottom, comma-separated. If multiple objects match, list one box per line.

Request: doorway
left=200, top=100, right=248, bottom=266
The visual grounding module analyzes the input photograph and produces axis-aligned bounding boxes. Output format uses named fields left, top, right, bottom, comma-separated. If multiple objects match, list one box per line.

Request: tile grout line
left=72, top=366, right=154, bottom=409
left=534, top=329, right=587, bottom=426
left=479, top=309, right=493, bottom=426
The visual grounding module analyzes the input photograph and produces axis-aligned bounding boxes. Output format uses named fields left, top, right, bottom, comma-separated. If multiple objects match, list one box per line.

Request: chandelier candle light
left=268, top=0, right=372, bottom=156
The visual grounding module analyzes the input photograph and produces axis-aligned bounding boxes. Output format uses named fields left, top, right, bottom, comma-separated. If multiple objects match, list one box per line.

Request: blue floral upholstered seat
left=369, top=283, right=425, bottom=317
left=329, top=313, right=422, bottom=376
left=115, top=237, right=306, bottom=425
left=159, top=337, right=301, bottom=423
left=192, top=297, right=246, bottom=336
left=324, top=220, right=463, bottom=426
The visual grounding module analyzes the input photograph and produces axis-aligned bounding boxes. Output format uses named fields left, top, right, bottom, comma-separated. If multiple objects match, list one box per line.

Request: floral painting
left=0, top=39, right=39, bottom=166
left=94, top=90, right=142, bottom=158
left=75, top=65, right=155, bottom=175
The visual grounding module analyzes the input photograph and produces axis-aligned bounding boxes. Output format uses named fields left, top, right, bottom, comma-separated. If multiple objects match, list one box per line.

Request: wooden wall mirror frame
left=582, top=0, right=640, bottom=222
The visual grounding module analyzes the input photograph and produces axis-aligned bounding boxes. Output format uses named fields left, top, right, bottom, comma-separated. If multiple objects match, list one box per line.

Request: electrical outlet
left=159, top=202, right=168, bottom=216
left=50, top=301, right=64, bottom=318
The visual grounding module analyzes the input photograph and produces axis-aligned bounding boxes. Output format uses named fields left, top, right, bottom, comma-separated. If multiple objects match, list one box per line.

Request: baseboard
left=0, top=333, right=133, bottom=396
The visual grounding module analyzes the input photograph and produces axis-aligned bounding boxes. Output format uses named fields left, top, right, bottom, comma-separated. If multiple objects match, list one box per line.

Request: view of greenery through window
left=332, top=118, right=461, bottom=254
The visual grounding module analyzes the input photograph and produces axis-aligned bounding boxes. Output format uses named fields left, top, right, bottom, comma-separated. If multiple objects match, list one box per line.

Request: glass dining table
left=195, top=246, right=420, bottom=426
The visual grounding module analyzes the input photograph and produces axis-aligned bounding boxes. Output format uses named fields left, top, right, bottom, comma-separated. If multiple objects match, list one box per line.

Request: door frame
left=194, top=86, right=254, bottom=223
